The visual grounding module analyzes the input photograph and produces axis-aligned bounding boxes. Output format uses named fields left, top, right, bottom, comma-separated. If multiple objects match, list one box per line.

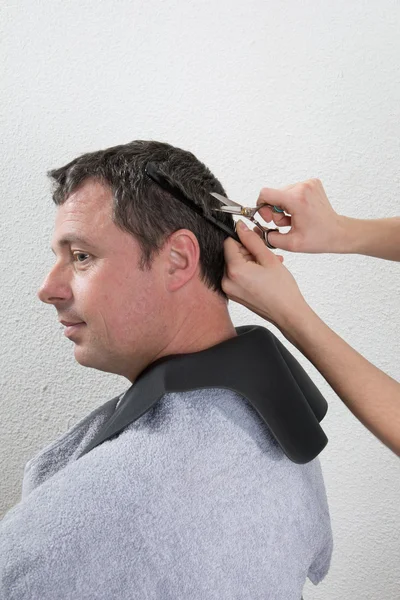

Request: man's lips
left=61, top=321, right=86, bottom=338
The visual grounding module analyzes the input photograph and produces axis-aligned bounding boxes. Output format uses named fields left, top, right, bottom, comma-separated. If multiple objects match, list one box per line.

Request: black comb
left=145, top=162, right=240, bottom=243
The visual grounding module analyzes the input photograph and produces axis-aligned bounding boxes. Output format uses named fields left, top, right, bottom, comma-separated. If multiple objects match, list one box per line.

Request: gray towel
left=0, top=388, right=333, bottom=599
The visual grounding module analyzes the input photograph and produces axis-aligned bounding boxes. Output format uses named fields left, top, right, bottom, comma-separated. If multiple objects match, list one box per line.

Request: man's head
left=38, top=141, right=235, bottom=380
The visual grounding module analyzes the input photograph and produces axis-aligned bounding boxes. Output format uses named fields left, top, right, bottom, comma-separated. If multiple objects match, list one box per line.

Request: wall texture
left=1, top=1, right=399, bottom=598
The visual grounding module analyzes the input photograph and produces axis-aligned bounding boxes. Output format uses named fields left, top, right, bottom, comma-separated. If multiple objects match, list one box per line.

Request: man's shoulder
left=21, top=393, right=123, bottom=499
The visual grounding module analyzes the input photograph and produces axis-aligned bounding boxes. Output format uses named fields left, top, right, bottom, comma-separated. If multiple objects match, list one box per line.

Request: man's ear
left=164, top=229, right=200, bottom=292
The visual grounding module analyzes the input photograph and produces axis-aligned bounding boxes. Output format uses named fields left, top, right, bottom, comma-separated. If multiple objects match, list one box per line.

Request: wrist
left=279, top=304, right=333, bottom=361
left=276, top=300, right=318, bottom=346
left=336, top=216, right=361, bottom=254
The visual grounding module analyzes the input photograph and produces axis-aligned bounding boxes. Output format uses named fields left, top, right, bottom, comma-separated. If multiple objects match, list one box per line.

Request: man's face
left=38, top=179, right=168, bottom=380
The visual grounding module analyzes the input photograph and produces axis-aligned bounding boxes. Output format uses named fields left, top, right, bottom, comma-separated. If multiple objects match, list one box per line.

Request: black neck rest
left=79, top=325, right=328, bottom=464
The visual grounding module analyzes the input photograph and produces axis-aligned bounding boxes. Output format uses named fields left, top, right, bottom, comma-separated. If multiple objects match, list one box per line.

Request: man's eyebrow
left=51, top=235, right=97, bottom=254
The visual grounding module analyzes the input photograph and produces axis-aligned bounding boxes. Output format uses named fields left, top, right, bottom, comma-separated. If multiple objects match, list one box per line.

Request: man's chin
left=73, top=346, right=96, bottom=369
left=73, top=346, right=115, bottom=374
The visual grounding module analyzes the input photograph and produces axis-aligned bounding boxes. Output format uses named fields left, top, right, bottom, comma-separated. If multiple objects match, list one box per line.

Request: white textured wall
left=1, top=1, right=399, bottom=598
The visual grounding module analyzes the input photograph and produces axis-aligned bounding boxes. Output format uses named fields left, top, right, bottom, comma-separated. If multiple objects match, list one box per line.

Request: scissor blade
left=210, top=192, right=243, bottom=208
left=213, top=206, right=242, bottom=214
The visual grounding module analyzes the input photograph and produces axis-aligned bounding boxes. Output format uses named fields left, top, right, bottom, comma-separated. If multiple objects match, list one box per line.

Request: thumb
left=265, top=229, right=295, bottom=251
left=236, top=221, right=278, bottom=266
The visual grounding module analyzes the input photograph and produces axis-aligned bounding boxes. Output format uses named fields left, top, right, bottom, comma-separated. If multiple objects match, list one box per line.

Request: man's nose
left=37, top=264, right=72, bottom=305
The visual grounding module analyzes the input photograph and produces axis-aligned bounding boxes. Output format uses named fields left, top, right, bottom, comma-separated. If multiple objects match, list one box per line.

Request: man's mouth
left=60, top=321, right=86, bottom=338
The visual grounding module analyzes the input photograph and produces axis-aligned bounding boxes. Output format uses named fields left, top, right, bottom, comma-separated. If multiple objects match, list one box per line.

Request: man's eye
left=72, top=252, right=90, bottom=263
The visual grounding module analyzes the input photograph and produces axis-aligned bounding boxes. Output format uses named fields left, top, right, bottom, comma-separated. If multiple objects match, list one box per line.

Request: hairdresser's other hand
left=257, top=178, right=346, bottom=253
left=222, top=221, right=308, bottom=330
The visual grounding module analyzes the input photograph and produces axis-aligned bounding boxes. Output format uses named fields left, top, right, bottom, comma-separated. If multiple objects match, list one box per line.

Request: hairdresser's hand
left=223, top=219, right=400, bottom=456
left=257, top=178, right=346, bottom=253
left=222, top=220, right=309, bottom=330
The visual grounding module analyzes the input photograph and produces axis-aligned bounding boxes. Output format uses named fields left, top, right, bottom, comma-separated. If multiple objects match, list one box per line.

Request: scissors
left=210, top=192, right=284, bottom=249
left=145, top=162, right=282, bottom=250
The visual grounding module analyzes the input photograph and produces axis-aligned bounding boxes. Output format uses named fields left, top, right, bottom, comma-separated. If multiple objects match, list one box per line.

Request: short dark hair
left=48, top=140, right=234, bottom=297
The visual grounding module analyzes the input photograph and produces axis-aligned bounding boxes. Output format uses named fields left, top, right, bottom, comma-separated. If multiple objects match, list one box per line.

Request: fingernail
left=238, top=219, right=249, bottom=231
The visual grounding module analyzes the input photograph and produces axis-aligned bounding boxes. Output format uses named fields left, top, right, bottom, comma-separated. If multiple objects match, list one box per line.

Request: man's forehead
left=51, top=182, right=113, bottom=253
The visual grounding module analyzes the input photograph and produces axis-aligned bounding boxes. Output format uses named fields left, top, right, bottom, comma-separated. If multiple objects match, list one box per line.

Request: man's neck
left=156, top=300, right=237, bottom=359
left=122, top=287, right=237, bottom=383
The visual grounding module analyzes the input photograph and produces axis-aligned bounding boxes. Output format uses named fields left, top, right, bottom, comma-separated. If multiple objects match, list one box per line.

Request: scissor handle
left=260, top=202, right=284, bottom=214
left=253, top=224, right=279, bottom=249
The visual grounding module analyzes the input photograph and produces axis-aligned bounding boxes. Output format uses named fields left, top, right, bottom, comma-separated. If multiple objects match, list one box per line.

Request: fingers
left=223, top=236, right=247, bottom=267
left=269, top=213, right=291, bottom=228
left=252, top=226, right=284, bottom=260
left=257, top=187, right=294, bottom=214
left=256, top=205, right=292, bottom=229
left=257, top=204, right=273, bottom=223
left=224, top=222, right=285, bottom=264
left=234, top=221, right=280, bottom=267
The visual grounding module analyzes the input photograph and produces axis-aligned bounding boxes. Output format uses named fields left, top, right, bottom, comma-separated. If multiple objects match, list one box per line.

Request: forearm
left=338, top=216, right=400, bottom=261
left=280, top=305, right=400, bottom=456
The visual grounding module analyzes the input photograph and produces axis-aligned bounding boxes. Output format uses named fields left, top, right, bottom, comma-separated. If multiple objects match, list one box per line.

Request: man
left=0, top=141, right=332, bottom=599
